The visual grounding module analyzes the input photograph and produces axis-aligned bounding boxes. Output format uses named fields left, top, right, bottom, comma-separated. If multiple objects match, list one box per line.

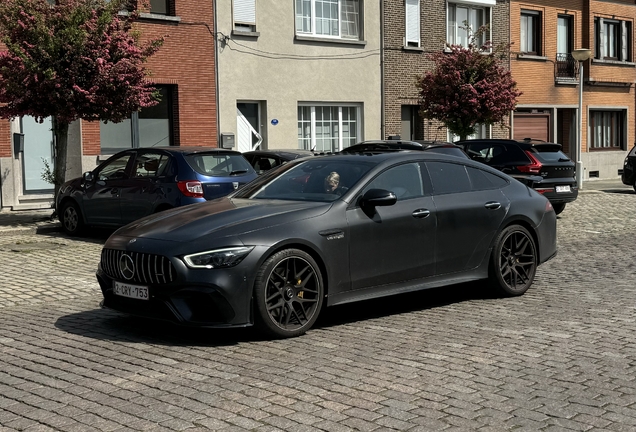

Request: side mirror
left=82, top=171, right=94, bottom=182
left=359, top=188, right=397, bottom=208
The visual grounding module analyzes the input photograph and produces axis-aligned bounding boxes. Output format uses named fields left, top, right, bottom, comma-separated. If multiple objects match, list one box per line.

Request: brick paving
left=0, top=183, right=635, bottom=431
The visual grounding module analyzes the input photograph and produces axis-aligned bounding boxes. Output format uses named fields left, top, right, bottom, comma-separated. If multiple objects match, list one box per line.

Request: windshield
left=234, top=158, right=375, bottom=202
left=185, top=153, right=253, bottom=176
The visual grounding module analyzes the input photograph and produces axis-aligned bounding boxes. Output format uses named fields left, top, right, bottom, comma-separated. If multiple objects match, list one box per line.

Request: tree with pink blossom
left=0, top=0, right=163, bottom=197
left=416, top=30, right=521, bottom=141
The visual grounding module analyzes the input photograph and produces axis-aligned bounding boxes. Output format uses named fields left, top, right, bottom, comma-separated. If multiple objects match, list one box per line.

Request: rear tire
left=552, top=203, right=566, bottom=215
left=60, top=201, right=84, bottom=236
left=488, top=225, right=537, bottom=296
left=254, top=249, right=324, bottom=338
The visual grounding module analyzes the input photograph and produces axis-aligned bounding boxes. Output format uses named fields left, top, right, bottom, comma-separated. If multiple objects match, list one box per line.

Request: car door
left=119, top=152, right=172, bottom=224
left=346, top=162, right=436, bottom=290
left=82, top=152, right=134, bottom=225
left=424, top=161, right=509, bottom=275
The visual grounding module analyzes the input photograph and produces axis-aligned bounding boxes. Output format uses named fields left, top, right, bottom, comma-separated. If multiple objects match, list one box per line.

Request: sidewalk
left=0, top=207, right=59, bottom=235
left=0, top=178, right=632, bottom=235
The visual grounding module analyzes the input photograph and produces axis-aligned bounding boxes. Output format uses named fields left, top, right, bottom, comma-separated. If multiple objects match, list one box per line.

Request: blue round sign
left=271, top=119, right=279, bottom=126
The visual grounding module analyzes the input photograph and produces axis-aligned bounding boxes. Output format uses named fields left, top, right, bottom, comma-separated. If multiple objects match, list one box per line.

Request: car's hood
left=115, top=197, right=330, bottom=242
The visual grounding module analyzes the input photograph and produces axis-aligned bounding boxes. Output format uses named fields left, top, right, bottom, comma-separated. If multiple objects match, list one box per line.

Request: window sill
left=403, top=46, right=424, bottom=52
left=592, top=58, right=636, bottom=67
left=517, top=54, right=548, bottom=61
left=294, top=35, right=367, bottom=46
left=138, top=12, right=181, bottom=23
left=232, top=30, right=260, bottom=38
left=443, top=47, right=492, bottom=54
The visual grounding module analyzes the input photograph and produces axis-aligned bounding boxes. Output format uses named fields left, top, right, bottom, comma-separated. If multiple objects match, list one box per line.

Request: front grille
left=101, top=249, right=176, bottom=285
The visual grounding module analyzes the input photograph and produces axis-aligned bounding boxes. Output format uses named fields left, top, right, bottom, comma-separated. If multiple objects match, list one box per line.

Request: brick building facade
left=383, top=0, right=511, bottom=141
left=511, top=0, right=634, bottom=180
left=0, top=0, right=218, bottom=210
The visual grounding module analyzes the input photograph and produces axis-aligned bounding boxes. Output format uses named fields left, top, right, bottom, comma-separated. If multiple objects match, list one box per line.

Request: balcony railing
left=555, top=53, right=578, bottom=80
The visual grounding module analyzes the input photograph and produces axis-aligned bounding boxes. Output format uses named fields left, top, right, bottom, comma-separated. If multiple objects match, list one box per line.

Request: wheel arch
left=58, top=196, right=86, bottom=223
left=498, top=216, right=541, bottom=260
left=252, top=240, right=330, bottom=299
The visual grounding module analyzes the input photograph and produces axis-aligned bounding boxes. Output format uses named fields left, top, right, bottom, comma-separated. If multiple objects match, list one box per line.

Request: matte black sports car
left=97, top=150, right=557, bottom=338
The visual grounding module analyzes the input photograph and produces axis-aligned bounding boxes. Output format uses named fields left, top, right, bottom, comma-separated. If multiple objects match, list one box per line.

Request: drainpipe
left=213, top=1, right=221, bottom=147
left=380, top=0, right=385, bottom=140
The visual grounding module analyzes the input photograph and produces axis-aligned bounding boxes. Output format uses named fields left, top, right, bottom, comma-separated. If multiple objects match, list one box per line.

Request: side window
left=97, top=154, right=132, bottom=181
left=426, top=161, right=471, bottom=195
left=362, top=163, right=424, bottom=200
left=254, top=157, right=277, bottom=173
left=467, top=166, right=508, bottom=191
left=134, top=153, right=169, bottom=178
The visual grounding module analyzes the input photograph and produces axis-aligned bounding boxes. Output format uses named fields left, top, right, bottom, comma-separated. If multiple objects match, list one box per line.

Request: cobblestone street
left=1, top=186, right=635, bottom=431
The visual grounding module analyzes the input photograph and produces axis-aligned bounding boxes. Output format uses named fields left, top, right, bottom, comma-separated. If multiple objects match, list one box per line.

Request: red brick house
left=0, top=0, right=218, bottom=210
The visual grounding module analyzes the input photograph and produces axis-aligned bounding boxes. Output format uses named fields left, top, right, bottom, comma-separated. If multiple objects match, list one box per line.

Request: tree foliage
left=416, top=31, right=521, bottom=140
left=0, top=0, right=163, bottom=193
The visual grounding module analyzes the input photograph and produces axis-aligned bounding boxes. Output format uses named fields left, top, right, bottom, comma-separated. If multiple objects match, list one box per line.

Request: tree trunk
left=52, top=117, right=69, bottom=209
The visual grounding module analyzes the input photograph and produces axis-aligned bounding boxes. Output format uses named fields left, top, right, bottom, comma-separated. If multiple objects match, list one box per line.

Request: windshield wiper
left=230, top=169, right=249, bottom=175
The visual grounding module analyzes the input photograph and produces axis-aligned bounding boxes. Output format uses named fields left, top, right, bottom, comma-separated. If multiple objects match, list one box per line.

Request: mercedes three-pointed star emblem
left=119, top=254, right=135, bottom=280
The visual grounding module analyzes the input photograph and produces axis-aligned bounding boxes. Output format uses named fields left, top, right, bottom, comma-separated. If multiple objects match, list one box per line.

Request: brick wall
left=383, top=0, right=511, bottom=141
left=82, top=0, right=218, bottom=155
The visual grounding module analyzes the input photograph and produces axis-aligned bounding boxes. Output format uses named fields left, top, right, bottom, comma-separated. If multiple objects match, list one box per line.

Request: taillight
left=546, top=200, right=554, bottom=212
left=518, top=150, right=542, bottom=174
left=177, top=180, right=204, bottom=198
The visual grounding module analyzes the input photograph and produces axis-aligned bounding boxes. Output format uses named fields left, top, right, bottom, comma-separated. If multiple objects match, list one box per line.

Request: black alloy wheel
left=60, top=201, right=84, bottom=236
left=489, top=225, right=537, bottom=296
left=254, top=249, right=324, bottom=338
left=552, top=203, right=566, bottom=215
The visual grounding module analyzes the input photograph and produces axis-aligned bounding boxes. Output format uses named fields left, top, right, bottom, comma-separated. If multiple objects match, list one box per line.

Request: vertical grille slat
left=99, top=248, right=176, bottom=285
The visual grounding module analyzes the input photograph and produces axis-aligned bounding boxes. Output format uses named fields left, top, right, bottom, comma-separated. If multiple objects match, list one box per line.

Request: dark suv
left=621, top=145, right=636, bottom=192
left=456, top=138, right=577, bottom=215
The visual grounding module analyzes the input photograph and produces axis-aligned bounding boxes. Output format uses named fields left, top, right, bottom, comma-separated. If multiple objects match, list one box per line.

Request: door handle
left=484, top=201, right=501, bottom=210
left=412, top=209, right=430, bottom=218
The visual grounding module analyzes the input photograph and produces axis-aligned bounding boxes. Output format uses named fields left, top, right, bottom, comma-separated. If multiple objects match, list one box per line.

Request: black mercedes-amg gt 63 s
left=97, top=150, right=557, bottom=338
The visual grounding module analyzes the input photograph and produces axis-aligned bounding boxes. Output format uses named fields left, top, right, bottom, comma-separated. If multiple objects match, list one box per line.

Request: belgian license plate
left=113, top=281, right=149, bottom=300
left=556, top=185, right=571, bottom=193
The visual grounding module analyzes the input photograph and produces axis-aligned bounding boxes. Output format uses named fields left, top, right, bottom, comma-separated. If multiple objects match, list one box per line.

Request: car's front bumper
left=96, top=246, right=265, bottom=328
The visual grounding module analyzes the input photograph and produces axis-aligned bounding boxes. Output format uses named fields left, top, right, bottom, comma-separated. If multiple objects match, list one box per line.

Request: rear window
left=531, top=146, right=570, bottom=162
left=185, top=153, right=253, bottom=177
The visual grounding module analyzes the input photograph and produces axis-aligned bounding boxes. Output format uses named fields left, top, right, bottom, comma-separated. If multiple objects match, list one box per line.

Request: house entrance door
left=21, top=116, right=54, bottom=194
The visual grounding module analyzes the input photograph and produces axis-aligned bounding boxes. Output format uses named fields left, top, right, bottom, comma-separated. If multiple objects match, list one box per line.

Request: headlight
left=183, top=247, right=254, bottom=269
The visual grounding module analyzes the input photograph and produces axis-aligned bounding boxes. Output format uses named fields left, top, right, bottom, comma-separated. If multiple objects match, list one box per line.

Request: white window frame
left=448, top=124, right=488, bottom=142
left=298, top=104, right=362, bottom=152
left=446, top=1, right=493, bottom=49
left=295, top=0, right=361, bottom=41
left=233, top=0, right=257, bottom=32
left=405, top=0, right=420, bottom=47
left=520, top=10, right=541, bottom=55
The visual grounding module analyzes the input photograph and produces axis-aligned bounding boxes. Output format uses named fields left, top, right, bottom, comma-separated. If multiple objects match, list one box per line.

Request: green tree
left=0, top=0, right=163, bottom=198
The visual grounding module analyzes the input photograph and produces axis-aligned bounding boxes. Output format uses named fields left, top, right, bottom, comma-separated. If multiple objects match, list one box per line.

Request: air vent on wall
left=589, top=171, right=600, bottom=178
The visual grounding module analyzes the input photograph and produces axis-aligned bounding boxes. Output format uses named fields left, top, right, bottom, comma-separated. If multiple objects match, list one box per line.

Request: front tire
left=489, top=225, right=537, bottom=296
left=60, top=201, right=85, bottom=236
left=254, top=249, right=324, bottom=338
left=552, top=202, right=566, bottom=215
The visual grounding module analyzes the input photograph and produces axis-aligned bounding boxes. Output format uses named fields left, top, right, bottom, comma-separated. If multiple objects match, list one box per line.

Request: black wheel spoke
left=497, top=229, right=536, bottom=292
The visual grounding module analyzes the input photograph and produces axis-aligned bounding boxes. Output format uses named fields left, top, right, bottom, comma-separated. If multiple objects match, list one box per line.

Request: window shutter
left=233, top=0, right=256, bottom=25
left=599, top=18, right=606, bottom=58
left=405, top=0, right=420, bottom=46
left=621, top=21, right=628, bottom=61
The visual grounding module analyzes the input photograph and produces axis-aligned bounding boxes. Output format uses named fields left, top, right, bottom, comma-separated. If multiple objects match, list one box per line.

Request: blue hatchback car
left=56, top=147, right=257, bottom=235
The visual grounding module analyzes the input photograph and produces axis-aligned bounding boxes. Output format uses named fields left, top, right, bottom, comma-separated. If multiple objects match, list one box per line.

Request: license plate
left=556, top=185, right=571, bottom=193
left=113, top=281, right=149, bottom=300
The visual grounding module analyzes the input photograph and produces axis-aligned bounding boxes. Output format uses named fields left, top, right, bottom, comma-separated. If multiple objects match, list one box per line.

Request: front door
left=347, top=163, right=436, bottom=290
left=21, top=116, right=54, bottom=194
left=237, top=102, right=262, bottom=152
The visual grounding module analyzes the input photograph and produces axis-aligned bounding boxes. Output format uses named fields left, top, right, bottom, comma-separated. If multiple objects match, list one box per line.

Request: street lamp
left=571, top=48, right=592, bottom=190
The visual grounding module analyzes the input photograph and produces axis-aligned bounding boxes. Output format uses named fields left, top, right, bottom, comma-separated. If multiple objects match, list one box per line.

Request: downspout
left=380, top=0, right=385, bottom=140
left=213, top=1, right=221, bottom=147
left=508, top=0, right=513, bottom=139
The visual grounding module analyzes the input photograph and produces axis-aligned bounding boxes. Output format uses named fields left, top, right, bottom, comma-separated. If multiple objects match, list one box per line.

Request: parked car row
left=57, top=137, right=579, bottom=236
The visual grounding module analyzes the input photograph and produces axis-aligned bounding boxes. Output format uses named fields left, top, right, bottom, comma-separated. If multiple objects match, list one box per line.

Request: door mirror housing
left=82, top=171, right=94, bottom=182
left=360, top=188, right=397, bottom=207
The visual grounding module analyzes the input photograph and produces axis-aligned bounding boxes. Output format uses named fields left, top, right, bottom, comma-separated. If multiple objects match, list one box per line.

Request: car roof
left=456, top=138, right=563, bottom=150
left=244, top=149, right=315, bottom=157
left=342, top=140, right=460, bottom=152
left=135, top=146, right=243, bottom=155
